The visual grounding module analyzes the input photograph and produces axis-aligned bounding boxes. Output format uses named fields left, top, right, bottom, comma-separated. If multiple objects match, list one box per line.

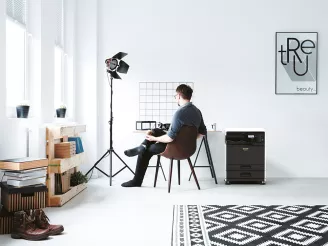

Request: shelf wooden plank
left=47, top=124, right=86, bottom=140
left=0, top=158, right=48, bottom=171
left=48, top=183, right=87, bottom=207
left=48, top=153, right=85, bottom=174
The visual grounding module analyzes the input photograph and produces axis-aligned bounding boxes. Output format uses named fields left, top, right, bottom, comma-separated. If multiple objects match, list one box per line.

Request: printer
left=224, top=128, right=265, bottom=184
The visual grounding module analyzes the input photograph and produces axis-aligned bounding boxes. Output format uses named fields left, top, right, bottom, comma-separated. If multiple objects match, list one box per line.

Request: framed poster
left=275, top=32, right=318, bottom=95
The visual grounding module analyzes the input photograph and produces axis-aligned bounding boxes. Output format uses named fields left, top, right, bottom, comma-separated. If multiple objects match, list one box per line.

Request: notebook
left=4, top=167, right=47, bottom=178
left=6, top=177, right=46, bottom=187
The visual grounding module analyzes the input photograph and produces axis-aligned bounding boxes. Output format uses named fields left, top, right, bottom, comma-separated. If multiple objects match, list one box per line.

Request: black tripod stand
left=85, top=74, right=135, bottom=186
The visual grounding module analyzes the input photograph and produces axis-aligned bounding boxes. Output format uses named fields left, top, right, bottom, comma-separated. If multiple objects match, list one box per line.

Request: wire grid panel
left=139, top=82, right=194, bottom=123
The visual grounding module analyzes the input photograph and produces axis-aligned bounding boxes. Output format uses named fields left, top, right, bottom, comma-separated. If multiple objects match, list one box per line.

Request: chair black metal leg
left=168, top=159, right=174, bottom=193
left=187, top=158, right=200, bottom=190
left=154, top=155, right=161, bottom=187
left=159, top=161, right=167, bottom=181
left=177, top=160, right=180, bottom=185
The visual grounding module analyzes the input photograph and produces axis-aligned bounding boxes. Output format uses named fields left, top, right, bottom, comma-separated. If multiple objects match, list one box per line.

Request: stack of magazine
left=3, top=167, right=47, bottom=187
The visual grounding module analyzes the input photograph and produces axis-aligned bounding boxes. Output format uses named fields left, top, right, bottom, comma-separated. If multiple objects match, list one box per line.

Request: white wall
left=75, top=0, right=99, bottom=176
left=0, top=0, right=30, bottom=160
left=0, top=0, right=77, bottom=162
left=40, top=0, right=56, bottom=123
left=0, top=0, right=6, bottom=156
left=78, top=0, right=328, bottom=179
left=2, top=0, right=327, bottom=181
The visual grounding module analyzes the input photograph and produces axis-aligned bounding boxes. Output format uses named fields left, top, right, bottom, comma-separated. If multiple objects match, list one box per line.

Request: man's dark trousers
left=132, top=128, right=167, bottom=184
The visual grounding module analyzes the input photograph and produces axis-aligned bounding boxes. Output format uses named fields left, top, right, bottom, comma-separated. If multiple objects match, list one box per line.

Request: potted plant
left=56, top=103, right=66, bottom=118
left=16, top=100, right=30, bottom=118
left=70, top=171, right=88, bottom=187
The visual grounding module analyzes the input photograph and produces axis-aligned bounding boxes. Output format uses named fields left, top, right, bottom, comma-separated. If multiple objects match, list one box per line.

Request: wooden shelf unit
left=46, top=124, right=87, bottom=207
left=48, top=152, right=85, bottom=174
left=47, top=182, right=87, bottom=207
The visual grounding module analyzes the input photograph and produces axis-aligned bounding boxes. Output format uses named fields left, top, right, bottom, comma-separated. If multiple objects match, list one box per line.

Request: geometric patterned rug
left=172, top=205, right=328, bottom=246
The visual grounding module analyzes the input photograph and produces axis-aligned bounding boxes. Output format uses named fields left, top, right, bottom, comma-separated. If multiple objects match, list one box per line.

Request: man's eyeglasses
left=174, top=94, right=179, bottom=99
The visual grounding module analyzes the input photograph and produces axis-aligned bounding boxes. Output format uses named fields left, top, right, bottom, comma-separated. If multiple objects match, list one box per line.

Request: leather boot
left=33, top=209, right=64, bottom=235
left=11, top=211, right=50, bottom=240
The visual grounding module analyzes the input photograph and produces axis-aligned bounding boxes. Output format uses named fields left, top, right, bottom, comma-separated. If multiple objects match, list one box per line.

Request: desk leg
left=204, top=136, right=214, bottom=178
left=159, top=161, right=167, bottom=181
left=188, top=137, right=204, bottom=181
left=204, top=135, right=218, bottom=184
left=154, top=156, right=160, bottom=187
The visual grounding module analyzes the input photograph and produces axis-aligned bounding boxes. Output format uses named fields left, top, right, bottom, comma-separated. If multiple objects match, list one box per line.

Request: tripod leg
left=110, top=150, right=113, bottom=186
left=113, top=150, right=135, bottom=175
left=95, top=166, right=110, bottom=177
left=188, top=138, right=204, bottom=181
left=85, top=149, right=110, bottom=177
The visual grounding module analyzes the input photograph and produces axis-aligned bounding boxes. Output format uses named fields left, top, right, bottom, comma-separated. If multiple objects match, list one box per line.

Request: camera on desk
left=157, top=122, right=171, bottom=131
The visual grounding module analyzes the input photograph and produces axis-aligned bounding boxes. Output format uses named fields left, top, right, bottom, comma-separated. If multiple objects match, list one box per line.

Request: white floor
left=1, top=175, right=328, bottom=246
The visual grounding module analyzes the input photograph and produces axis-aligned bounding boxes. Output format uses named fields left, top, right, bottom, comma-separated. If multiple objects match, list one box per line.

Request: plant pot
left=56, top=108, right=66, bottom=118
left=16, top=105, right=30, bottom=118
left=70, top=171, right=88, bottom=187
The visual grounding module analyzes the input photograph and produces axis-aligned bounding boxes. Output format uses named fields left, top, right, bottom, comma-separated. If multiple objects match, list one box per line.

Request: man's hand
left=146, top=134, right=174, bottom=143
left=146, top=135, right=157, bottom=142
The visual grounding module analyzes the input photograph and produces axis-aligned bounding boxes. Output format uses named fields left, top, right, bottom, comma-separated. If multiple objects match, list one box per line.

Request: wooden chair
left=153, top=125, right=201, bottom=193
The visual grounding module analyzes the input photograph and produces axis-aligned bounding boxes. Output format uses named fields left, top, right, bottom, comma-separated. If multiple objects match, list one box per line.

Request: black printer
left=224, top=129, right=265, bottom=184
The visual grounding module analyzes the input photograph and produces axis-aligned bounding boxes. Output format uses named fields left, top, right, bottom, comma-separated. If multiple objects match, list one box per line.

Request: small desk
left=133, top=130, right=219, bottom=184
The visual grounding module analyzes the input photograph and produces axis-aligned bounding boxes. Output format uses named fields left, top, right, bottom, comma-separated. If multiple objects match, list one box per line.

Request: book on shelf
left=4, top=167, right=47, bottom=178
left=5, top=177, right=46, bottom=187
left=55, top=141, right=76, bottom=158
left=55, top=172, right=70, bottom=194
left=6, top=175, right=46, bottom=181
left=68, top=137, right=84, bottom=154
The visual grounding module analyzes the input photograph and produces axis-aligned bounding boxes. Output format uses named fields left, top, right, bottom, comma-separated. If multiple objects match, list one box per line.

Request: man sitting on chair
left=121, top=84, right=207, bottom=187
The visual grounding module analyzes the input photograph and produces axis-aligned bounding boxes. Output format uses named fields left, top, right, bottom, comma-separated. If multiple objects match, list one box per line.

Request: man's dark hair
left=176, top=84, right=193, bottom=100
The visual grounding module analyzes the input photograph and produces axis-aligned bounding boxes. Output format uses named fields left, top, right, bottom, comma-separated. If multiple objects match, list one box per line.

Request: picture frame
left=135, top=121, right=157, bottom=130
left=275, top=32, right=318, bottom=95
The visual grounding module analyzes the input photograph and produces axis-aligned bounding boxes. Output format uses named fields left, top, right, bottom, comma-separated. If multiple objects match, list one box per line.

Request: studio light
left=86, top=52, right=134, bottom=186
left=105, top=52, right=129, bottom=79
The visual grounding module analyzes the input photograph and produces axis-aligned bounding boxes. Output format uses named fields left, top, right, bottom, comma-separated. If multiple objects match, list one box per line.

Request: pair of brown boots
left=11, top=209, right=64, bottom=241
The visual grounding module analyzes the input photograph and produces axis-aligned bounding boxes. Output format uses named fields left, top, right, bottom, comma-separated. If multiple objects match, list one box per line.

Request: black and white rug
left=172, top=205, right=328, bottom=246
